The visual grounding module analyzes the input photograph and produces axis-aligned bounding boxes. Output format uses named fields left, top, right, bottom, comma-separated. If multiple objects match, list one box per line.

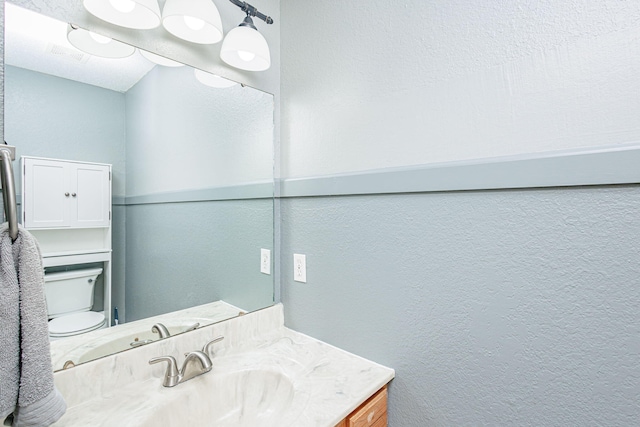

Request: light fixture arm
left=228, top=0, right=273, bottom=24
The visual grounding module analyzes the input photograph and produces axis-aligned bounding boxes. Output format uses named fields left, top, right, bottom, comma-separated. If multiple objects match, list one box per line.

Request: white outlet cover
left=260, top=248, right=271, bottom=275
left=293, top=253, right=306, bottom=283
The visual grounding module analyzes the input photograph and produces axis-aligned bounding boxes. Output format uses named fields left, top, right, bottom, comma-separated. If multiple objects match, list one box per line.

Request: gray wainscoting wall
left=280, top=184, right=640, bottom=426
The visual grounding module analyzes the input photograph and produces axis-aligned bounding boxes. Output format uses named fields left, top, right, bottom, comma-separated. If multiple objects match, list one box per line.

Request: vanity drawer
left=347, top=386, right=388, bottom=427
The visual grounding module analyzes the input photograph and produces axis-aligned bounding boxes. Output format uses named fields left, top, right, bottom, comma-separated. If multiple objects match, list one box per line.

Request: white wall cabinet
left=21, top=156, right=113, bottom=327
left=22, top=157, right=111, bottom=229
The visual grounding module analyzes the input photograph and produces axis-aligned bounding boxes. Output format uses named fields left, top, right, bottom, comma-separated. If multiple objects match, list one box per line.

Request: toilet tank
left=44, top=267, right=103, bottom=318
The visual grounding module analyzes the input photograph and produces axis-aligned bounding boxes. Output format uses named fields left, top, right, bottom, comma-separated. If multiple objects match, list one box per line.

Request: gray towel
left=0, top=224, right=66, bottom=426
left=0, top=224, right=20, bottom=420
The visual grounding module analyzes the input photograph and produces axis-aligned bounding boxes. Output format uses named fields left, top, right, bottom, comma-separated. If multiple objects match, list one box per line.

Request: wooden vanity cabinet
left=336, top=385, right=388, bottom=427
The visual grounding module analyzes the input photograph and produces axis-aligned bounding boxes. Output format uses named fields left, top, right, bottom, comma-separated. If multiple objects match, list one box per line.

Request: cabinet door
left=347, top=387, right=387, bottom=427
left=71, top=163, right=110, bottom=227
left=23, top=158, right=70, bottom=228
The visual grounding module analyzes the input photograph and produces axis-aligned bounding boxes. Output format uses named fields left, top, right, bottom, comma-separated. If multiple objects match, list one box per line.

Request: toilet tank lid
left=44, top=267, right=103, bottom=282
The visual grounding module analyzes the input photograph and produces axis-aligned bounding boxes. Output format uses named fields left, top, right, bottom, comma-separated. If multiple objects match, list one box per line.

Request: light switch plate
left=260, top=248, right=271, bottom=275
left=293, top=253, right=306, bottom=283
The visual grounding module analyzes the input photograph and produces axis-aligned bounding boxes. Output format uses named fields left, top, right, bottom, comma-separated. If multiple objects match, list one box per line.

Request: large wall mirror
left=4, top=2, right=274, bottom=370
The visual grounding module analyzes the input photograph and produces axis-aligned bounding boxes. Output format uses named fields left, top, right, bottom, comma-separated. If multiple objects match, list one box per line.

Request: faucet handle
left=149, top=355, right=179, bottom=387
left=202, top=336, right=224, bottom=355
left=181, top=322, right=200, bottom=334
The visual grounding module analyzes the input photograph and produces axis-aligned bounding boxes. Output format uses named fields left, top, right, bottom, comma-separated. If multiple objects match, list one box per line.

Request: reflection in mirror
left=48, top=301, right=243, bottom=371
left=4, top=2, right=275, bottom=370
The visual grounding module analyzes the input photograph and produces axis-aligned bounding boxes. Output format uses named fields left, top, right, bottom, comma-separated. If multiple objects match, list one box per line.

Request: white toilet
left=44, top=267, right=107, bottom=340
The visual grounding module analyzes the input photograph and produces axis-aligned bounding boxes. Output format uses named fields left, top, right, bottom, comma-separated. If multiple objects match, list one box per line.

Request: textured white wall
left=281, top=0, right=640, bottom=178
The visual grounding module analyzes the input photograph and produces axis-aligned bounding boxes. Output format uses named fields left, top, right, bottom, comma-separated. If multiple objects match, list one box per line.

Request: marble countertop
left=52, top=304, right=394, bottom=427
left=50, top=301, right=245, bottom=371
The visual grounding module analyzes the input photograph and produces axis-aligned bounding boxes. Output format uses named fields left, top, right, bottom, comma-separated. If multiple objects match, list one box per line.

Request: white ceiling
left=5, top=3, right=157, bottom=93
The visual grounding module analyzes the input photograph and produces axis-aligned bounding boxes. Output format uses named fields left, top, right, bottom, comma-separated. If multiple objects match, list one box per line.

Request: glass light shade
left=194, top=69, right=237, bottom=88
left=162, top=0, right=223, bottom=44
left=220, top=26, right=270, bottom=71
left=83, top=0, right=161, bottom=30
left=140, top=49, right=184, bottom=67
left=67, top=25, right=135, bottom=58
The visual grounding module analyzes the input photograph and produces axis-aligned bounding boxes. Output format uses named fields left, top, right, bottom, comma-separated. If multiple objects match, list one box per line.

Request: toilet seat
left=49, top=311, right=106, bottom=338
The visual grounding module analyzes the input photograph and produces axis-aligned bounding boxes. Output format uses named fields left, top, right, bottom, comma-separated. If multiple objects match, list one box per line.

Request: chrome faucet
left=151, top=323, right=171, bottom=339
left=149, top=355, right=181, bottom=387
left=151, top=322, right=200, bottom=339
left=148, top=336, right=224, bottom=387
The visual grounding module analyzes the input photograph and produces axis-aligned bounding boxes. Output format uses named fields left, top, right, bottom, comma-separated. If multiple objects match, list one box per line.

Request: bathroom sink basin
left=140, top=369, right=305, bottom=427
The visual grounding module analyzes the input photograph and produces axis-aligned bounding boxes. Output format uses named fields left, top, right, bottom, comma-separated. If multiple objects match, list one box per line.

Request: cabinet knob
left=72, top=193, right=77, bottom=197
left=64, top=192, right=70, bottom=197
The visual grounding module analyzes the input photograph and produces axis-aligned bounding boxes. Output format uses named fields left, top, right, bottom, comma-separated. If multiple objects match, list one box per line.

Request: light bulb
left=89, top=31, right=112, bottom=44
left=237, top=50, right=256, bottom=62
left=220, top=25, right=270, bottom=71
left=67, top=24, right=135, bottom=58
left=183, top=15, right=205, bottom=31
left=162, top=0, right=222, bottom=44
left=84, top=0, right=160, bottom=29
left=109, top=0, right=136, bottom=13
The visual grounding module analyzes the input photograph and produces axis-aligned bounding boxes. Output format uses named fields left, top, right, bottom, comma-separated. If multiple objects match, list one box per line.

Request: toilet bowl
left=44, top=267, right=106, bottom=339
left=48, top=311, right=106, bottom=339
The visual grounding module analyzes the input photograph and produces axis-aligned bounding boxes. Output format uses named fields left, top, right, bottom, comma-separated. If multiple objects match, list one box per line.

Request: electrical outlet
left=260, top=249, right=271, bottom=275
left=293, top=253, right=306, bottom=283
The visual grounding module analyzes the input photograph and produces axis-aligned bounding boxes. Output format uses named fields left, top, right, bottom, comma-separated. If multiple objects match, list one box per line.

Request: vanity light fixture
left=67, top=24, right=135, bottom=59
left=140, top=49, right=184, bottom=67
left=220, top=0, right=273, bottom=72
left=162, top=0, right=223, bottom=45
left=83, top=0, right=161, bottom=30
left=194, top=69, right=237, bottom=88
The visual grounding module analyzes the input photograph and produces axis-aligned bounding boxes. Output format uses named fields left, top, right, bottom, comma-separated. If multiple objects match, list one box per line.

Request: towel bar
left=0, top=146, right=18, bottom=241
